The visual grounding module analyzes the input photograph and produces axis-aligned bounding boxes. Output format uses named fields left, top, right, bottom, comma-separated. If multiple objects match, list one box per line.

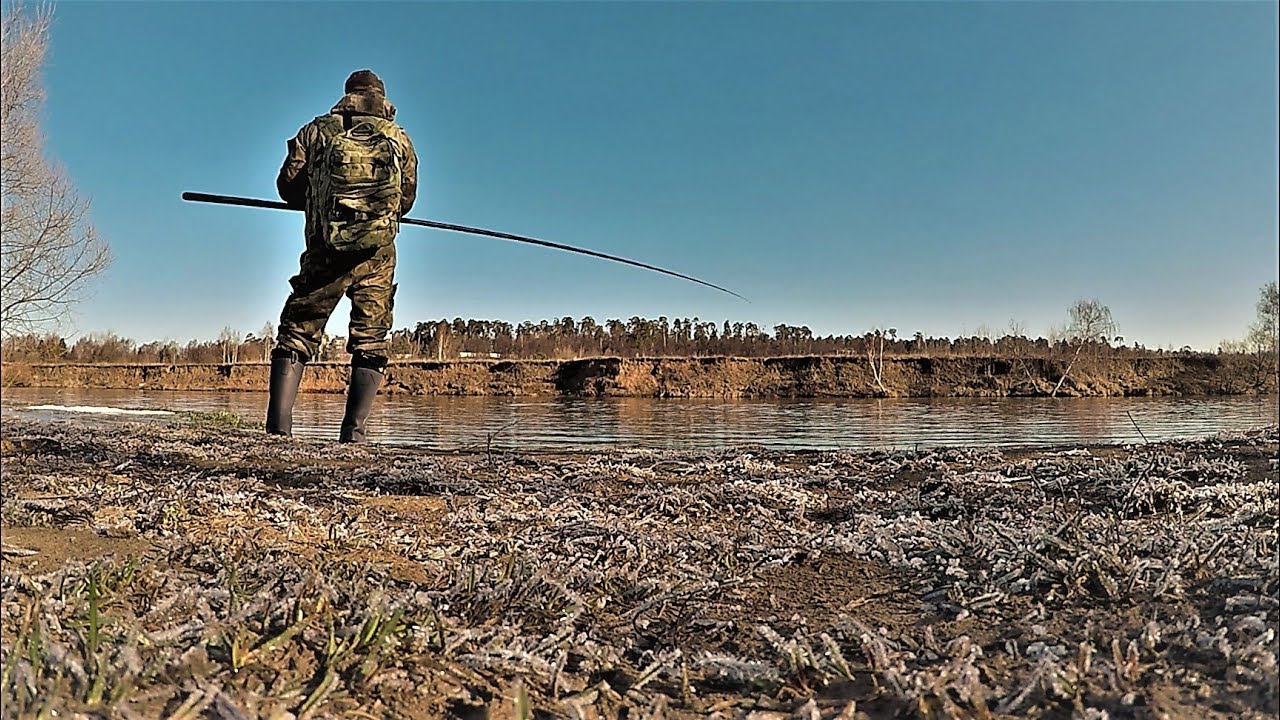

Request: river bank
left=2, top=353, right=1275, bottom=398
left=1, top=416, right=1276, bottom=718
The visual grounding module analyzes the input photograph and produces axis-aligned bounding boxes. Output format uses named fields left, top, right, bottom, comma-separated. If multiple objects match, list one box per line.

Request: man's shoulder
left=388, top=122, right=415, bottom=150
left=297, top=114, right=342, bottom=141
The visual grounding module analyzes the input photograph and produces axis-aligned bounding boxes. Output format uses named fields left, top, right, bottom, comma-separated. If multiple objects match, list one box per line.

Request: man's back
left=266, top=69, right=418, bottom=443
left=276, top=72, right=418, bottom=232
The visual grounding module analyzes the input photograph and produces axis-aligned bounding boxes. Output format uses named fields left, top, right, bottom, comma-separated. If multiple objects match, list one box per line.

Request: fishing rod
left=181, top=192, right=747, bottom=301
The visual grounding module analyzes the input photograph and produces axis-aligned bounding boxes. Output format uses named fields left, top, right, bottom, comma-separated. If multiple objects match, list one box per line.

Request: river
left=2, top=388, right=1275, bottom=450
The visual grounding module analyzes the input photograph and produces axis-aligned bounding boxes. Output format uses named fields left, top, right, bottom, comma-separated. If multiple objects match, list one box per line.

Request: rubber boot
left=339, top=363, right=384, bottom=443
left=266, top=349, right=306, bottom=436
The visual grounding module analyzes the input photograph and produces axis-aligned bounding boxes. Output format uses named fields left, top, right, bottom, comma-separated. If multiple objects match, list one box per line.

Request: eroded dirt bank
left=1, top=418, right=1276, bottom=718
left=3, top=353, right=1275, bottom=397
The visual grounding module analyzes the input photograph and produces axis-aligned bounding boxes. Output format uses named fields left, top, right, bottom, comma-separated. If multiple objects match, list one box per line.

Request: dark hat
left=344, top=70, right=385, bottom=96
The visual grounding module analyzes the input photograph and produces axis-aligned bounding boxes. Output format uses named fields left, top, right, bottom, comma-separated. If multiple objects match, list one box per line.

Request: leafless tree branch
left=1, top=3, right=110, bottom=337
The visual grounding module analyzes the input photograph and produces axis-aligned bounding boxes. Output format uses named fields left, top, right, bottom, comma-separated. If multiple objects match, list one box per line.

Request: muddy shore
left=2, top=354, right=1276, bottom=398
left=1, top=417, right=1276, bottom=718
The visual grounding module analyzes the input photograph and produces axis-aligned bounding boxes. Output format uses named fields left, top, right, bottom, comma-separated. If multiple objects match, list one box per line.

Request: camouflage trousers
left=275, top=242, right=397, bottom=362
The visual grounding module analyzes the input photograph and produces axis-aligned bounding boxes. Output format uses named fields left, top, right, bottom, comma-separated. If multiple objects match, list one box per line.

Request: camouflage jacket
left=276, top=93, right=419, bottom=234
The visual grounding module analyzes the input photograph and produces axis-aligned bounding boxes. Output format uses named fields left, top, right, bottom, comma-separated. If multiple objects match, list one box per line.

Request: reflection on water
left=2, top=387, right=1276, bottom=450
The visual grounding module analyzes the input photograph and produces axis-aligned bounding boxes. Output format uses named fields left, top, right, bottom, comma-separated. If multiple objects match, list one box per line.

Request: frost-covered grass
left=1, top=419, right=1276, bottom=718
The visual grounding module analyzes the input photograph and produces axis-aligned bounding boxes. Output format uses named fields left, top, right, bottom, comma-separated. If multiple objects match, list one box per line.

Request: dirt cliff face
left=2, top=354, right=1274, bottom=398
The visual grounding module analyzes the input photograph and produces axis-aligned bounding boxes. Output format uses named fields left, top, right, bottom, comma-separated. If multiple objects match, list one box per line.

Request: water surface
left=3, top=388, right=1275, bottom=450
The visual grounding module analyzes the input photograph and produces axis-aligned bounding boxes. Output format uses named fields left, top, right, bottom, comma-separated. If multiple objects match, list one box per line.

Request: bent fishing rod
left=181, top=192, right=747, bottom=301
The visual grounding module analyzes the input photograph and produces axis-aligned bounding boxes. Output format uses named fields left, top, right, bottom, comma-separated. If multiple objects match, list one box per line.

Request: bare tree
left=1052, top=299, right=1118, bottom=397
left=259, top=321, right=274, bottom=362
left=218, top=326, right=240, bottom=365
left=1247, top=281, right=1278, bottom=357
left=1067, top=299, right=1118, bottom=342
left=434, top=320, right=454, bottom=361
left=1, top=5, right=109, bottom=337
left=865, top=327, right=895, bottom=396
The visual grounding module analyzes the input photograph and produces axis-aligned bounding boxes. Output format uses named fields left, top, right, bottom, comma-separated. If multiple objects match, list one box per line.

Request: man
left=266, top=70, right=418, bottom=442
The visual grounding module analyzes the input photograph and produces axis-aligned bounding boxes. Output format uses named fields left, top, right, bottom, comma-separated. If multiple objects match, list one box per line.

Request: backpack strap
left=314, top=114, right=344, bottom=141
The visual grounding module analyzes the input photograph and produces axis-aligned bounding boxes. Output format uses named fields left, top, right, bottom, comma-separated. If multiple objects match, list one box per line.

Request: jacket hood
left=330, top=92, right=396, bottom=120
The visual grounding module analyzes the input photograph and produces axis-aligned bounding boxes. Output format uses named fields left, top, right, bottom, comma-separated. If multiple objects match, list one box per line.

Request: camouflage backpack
left=308, top=114, right=405, bottom=252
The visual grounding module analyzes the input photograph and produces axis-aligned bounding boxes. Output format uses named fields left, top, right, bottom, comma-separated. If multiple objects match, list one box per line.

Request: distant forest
left=0, top=315, right=1245, bottom=365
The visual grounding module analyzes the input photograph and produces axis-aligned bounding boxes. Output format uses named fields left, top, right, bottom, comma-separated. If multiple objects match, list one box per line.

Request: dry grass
left=1, top=417, right=1276, bottom=718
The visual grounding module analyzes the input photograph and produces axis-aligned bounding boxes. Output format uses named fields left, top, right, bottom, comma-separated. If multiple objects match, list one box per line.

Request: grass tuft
left=174, top=410, right=260, bottom=430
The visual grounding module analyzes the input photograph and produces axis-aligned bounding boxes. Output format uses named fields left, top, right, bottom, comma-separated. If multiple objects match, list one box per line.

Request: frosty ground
left=1, top=415, right=1276, bottom=719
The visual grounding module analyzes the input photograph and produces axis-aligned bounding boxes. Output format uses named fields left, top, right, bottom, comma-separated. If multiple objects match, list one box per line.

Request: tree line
left=0, top=321, right=1125, bottom=364
left=3, top=288, right=1276, bottom=365
left=7, top=291, right=1270, bottom=365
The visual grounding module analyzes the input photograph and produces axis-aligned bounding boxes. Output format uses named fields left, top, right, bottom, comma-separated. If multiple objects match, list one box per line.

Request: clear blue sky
left=34, top=0, right=1279, bottom=349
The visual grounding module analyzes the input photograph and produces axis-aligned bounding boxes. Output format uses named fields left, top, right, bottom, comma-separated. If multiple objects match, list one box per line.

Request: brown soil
left=3, top=353, right=1275, bottom=397
left=1, top=526, right=154, bottom=575
left=736, top=553, right=919, bottom=642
